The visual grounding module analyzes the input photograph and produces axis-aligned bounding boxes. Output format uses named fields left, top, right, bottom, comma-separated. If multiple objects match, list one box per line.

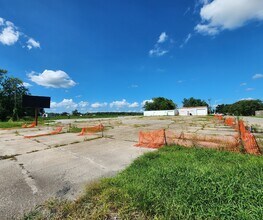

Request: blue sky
left=0, top=0, right=263, bottom=112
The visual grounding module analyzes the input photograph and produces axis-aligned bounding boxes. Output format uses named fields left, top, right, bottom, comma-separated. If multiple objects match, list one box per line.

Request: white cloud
left=0, top=17, right=40, bottom=49
left=0, top=25, right=19, bottom=45
left=110, top=99, right=129, bottom=108
left=240, top=82, right=247, bottom=86
left=109, top=99, right=139, bottom=109
left=0, top=18, right=4, bottom=26
left=91, top=102, right=108, bottom=108
left=180, top=33, right=192, bottom=48
left=195, top=0, right=263, bottom=35
left=130, top=84, right=139, bottom=88
left=240, top=97, right=255, bottom=101
left=252, top=73, right=263, bottom=79
left=141, top=99, right=153, bottom=106
left=27, top=38, right=40, bottom=50
left=195, top=24, right=219, bottom=36
left=177, top=80, right=184, bottom=83
left=50, top=99, right=90, bottom=112
left=246, top=88, right=255, bottom=91
left=22, top=82, right=32, bottom=87
left=28, top=70, right=76, bottom=88
left=158, top=32, right=168, bottom=43
left=51, top=99, right=78, bottom=110
left=129, top=102, right=139, bottom=108
left=149, top=47, right=168, bottom=57
left=78, top=101, right=89, bottom=108
left=149, top=32, right=170, bottom=57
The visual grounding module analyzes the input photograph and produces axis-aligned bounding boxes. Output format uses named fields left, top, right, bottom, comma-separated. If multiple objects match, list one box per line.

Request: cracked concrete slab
left=0, top=116, right=252, bottom=219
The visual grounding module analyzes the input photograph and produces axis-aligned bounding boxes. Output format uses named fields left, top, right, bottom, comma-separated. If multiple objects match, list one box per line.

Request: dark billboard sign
left=22, top=95, right=51, bottom=108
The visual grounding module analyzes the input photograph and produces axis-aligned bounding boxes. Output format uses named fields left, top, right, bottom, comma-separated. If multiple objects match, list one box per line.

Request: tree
left=182, top=97, right=208, bottom=107
left=0, top=69, right=30, bottom=121
left=216, top=104, right=231, bottom=114
left=144, top=97, right=176, bottom=111
left=216, top=100, right=263, bottom=116
left=72, top=109, right=81, bottom=116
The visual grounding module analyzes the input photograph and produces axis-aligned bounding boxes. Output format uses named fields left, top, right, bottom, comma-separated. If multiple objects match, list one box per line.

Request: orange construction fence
left=24, top=127, right=63, bottom=138
left=214, top=114, right=223, bottom=120
left=135, top=129, right=166, bottom=148
left=135, top=129, right=239, bottom=151
left=239, top=120, right=261, bottom=155
left=78, top=124, right=104, bottom=136
left=224, top=117, right=238, bottom=130
left=22, top=122, right=36, bottom=128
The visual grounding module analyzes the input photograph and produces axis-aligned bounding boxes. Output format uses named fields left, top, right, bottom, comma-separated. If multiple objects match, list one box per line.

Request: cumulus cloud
left=252, top=73, right=263, bottom=79
left=141, top=99, right=153, bottom=106
left=0, top=22, right=19, bottom=45
left=158, top=32, right=168, bottom=43
left=78, top=101, right=89, bottom=108
left=51, top=99, right=78, bottom=110
left=50, top=99, right=89, bottom=112
left=27, top=38, right=40, bottom=50
left=195, top=0, right=263, bottom=35
left=91, top=102, right=108, bottom=108
left=28, top=70, right=76, bottom=88
left=109, top=99, right=139, bottom=109
left=0, top=17, right=40, bottom=49
left=129, top=102, right=139, bottom=108
left=240, top=82, right=247, bottom=86
left=22, top=82, right=32, bottom=87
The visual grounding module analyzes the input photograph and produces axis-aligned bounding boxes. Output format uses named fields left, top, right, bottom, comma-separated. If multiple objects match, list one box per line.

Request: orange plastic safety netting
left=22, top=122, right=36, bottom=128
left=135, top=129, right=166, bottom=148
left=165, top=131, right=239, bottom=151
left=214, top=114, right=223, bottom=120
left=135, top=129, right=239, bottom=151
left=239, top=120, right=261, bottom=155
left=78, top=124, right=104, bottom=136
left=24, top=127, right=63, bottom=138
left=224, top=117, right=238, bottom=130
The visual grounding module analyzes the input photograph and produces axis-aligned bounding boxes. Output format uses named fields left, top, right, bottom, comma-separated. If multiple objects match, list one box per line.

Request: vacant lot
left=0, top=116, right=262, bottom=219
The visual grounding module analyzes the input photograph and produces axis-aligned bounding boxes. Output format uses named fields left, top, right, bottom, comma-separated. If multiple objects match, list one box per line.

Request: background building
left=178, top=106, right=208, bottom=116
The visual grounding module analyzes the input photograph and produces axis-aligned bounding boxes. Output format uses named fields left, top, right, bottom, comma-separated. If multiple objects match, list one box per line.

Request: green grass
left=24, top=146, right=263, bottom=220
left=0, top=121, right=26, bottom=128
left=68, top=126, right=83, bottom=133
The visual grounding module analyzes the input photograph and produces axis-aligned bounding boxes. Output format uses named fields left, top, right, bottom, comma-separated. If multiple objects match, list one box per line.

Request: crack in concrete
left=57, top=148, right=108, bottom=171
left=18, top=163, right=38, bottom=195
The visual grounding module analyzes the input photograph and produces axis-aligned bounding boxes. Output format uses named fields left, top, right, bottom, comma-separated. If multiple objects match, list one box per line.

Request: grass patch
left=68, top=126, right=82, bottom=133
left=24, top=146, right=263, bottom=219
left=0, top=121, right=25, bottom=128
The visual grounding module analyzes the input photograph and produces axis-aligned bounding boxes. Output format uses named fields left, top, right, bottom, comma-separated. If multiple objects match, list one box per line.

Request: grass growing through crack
left=24, top=146, right=263, bottom=220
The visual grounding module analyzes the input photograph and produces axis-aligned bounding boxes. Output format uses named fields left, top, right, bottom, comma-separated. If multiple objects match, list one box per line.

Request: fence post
left=164, top=129, right=167, bottom=146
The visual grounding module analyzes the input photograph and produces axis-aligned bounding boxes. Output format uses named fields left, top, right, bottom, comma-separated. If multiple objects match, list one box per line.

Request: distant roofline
left=179, top=106, right=208, bottom=109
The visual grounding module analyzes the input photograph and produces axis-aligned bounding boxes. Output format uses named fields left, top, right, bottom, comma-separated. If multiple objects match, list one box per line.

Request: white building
left=144, top=110, right=178, bottom=116
left=178, top=106, right=208, bottom=116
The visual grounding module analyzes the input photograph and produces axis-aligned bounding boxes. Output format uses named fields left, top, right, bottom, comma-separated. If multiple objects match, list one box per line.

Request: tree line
left=216, top=100, right=263, bottom=116
left=144, top=97, right=209, bottom=111
left=144, top=97, right=263, bottom=116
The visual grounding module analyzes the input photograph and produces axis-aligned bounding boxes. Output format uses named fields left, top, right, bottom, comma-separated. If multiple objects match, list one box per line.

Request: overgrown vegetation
left=24, top=146, right=263, bottom=220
